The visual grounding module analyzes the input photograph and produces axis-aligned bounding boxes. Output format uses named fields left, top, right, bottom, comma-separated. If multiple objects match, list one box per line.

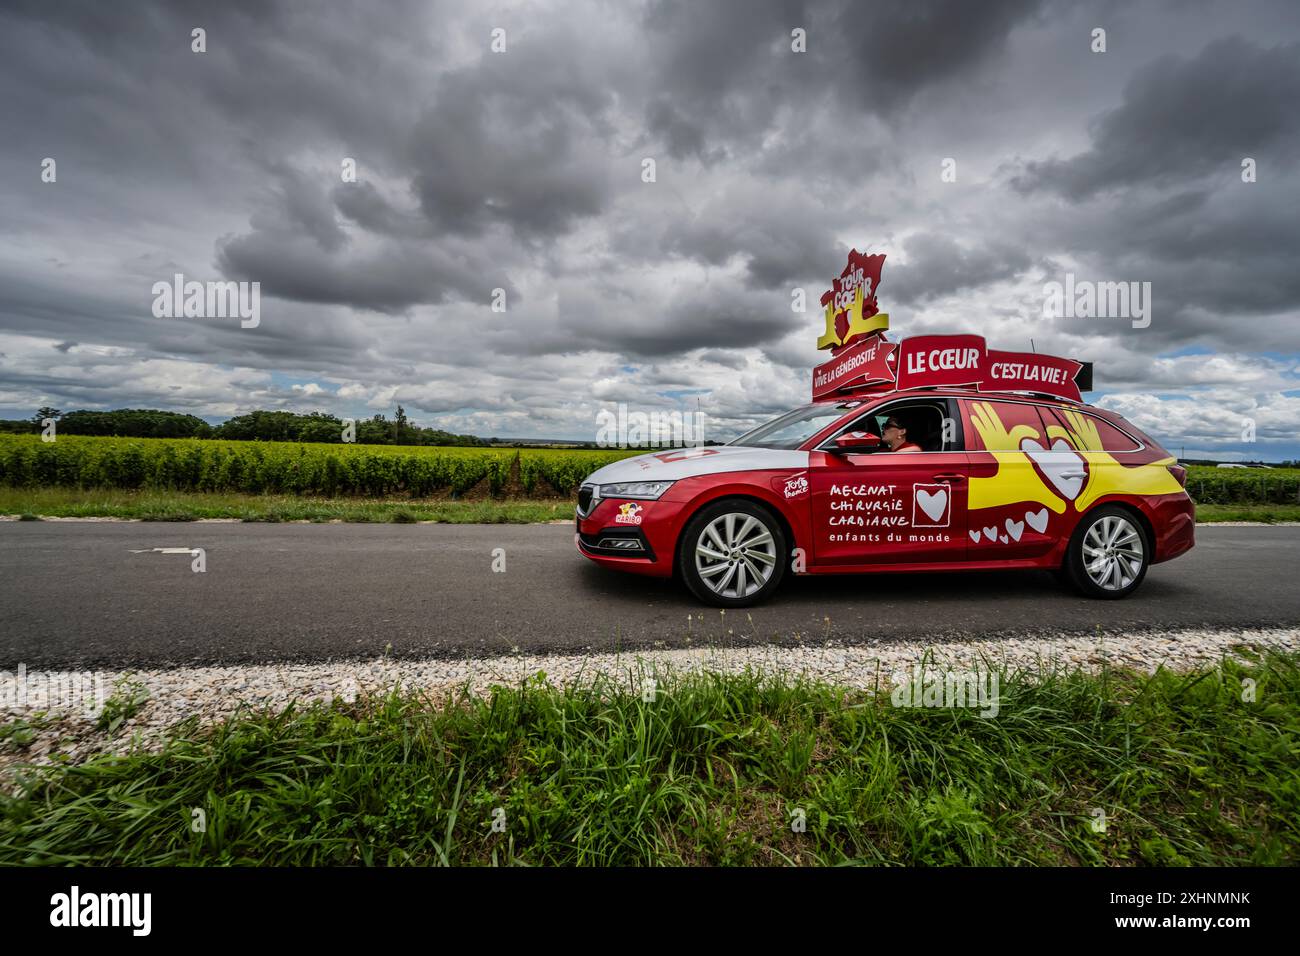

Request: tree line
left=0, top=407, right=488, bottom=446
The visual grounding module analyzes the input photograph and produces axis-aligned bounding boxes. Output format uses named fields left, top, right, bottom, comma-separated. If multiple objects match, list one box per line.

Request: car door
left=961, top=398, right=1067, bottom=560
left=810, top=398, right=969, bottom=566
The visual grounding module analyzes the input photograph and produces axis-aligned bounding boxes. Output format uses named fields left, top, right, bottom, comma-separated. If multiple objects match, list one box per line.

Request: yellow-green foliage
left=0, top=435, right=637, bottom=497
left=1184, top=465, right=1300, bottom=504
left=3, top=437, right=1297, bottom=502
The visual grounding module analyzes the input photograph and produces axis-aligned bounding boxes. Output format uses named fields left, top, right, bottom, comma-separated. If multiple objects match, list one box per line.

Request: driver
left=882, top=416, right=922, bottom=453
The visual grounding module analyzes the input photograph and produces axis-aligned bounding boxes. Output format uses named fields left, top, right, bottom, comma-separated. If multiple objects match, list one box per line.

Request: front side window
left=828, top=400, right=958, bottom=452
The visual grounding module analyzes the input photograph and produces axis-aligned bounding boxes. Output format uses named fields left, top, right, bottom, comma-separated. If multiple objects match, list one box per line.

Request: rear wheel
left=1064, top=506, right=1150, bottom=598
left=678, top=499, right=788, bottom=607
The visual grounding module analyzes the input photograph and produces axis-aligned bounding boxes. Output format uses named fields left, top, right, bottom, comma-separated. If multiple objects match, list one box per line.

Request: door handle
left=932, top=473, right=965, bottom=484
left=1060, top=472, right=1088, bottom=479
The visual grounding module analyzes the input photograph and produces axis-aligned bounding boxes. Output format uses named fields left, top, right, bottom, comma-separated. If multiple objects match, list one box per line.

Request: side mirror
left=833, top=431, right=882, bottom=452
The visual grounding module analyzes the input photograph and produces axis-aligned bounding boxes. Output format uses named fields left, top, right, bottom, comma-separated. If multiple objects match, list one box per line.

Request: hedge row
left=0, top=436, right=633, bottom=497
left=5, top=436, right=1293, bottom=504
left=1184, top=468, right=1300, bottom=505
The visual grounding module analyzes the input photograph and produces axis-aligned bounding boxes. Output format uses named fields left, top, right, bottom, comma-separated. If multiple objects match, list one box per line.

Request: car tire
left=678, top=499, right=788, bottom=608
left=1063, top=505, right=1151, bottom=599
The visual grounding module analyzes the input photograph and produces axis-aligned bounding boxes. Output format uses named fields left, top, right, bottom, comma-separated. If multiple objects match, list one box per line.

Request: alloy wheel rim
left=694, top=512, right=777, bottom=599
left=1082, top=515, right=1144, bottom=591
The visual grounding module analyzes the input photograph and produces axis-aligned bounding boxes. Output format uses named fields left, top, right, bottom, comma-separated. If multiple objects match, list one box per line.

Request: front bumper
left=574, top=489, right=689, bottom=578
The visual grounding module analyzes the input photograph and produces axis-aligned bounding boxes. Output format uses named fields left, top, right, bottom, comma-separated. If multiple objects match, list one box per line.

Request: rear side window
left=962, top=399, right=1050, bottom=452
left=1039, top=406, right=1141, bottom=453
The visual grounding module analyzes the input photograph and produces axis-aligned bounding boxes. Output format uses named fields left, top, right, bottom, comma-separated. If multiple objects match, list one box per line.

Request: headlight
left=598, top=480, right=675, bottom=500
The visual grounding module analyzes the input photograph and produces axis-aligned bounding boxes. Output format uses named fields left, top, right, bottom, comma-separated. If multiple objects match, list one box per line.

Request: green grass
left=1192, top=503, right=1300, bottom=523
left=0, top=487, right=574, bottom=523
left=2, top=653, right=1296, bottom=866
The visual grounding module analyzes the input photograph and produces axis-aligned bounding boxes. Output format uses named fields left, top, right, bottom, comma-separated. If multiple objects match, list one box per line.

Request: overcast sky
left=1, top=0, right=1298, bottom=458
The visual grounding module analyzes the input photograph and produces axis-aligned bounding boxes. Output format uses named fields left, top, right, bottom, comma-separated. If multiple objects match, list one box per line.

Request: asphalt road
left=1, top=521, right=1297, bottom=668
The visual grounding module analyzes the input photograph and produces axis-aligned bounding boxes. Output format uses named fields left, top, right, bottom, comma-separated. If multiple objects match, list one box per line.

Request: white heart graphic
left=1025, top=508, right=1049, bottom=534
left=983, top=525, right=998, bottom=541
left=916, top=487, right=948, bottom=522
left=999, top=534, right=1008, bottom=544
left=1019, top=437, right=1086, bottom=500
left=969, top=529, right=981, bottom=544
left=1005, top=517, right=1024, bottom=542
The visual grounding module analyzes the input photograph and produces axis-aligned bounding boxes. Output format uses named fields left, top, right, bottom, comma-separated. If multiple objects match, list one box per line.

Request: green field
left=1, top=435, right=1297, bottom=521
left=0, top=434, right=638, bottom=498
left=2, top=653, right=1296, bottom=865
left=1184, top=466, right=1300, bottom=505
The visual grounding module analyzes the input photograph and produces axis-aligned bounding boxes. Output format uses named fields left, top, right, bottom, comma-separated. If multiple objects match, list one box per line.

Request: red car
left=575, top=388, right=1194, bottom=607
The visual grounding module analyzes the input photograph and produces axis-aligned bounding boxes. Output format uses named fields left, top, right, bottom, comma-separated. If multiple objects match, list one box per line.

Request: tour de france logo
left=783, top=472, right=809, bottom=499
left=911, top=482, right=951, bottom=528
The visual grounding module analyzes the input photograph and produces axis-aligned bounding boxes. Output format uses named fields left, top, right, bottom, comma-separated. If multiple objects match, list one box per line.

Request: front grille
left=577, top=483, right=595, bottom=516
left=578, top=529, right=655, bottom=561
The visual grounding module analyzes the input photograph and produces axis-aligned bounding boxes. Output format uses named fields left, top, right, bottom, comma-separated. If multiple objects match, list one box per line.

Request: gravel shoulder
left=3, top=626, right=1295, bottom=781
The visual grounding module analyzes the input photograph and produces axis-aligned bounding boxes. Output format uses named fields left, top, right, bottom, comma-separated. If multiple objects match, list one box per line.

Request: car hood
left=584, top=446, right=810, bottom=485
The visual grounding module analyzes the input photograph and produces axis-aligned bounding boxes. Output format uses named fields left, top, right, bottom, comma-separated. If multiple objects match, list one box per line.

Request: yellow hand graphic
left=968, top=402, right=1067, bottom=514
left=1054, top=408, right=1103, bottom=452
left=969, top=401, right=1040, bottom=452
left=1043, top=420, right=1183, bottom=511
left=969, top=402, right=1184, bottom=518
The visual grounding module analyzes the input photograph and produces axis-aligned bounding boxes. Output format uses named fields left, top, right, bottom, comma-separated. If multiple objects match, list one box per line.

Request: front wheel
left=678, top=499, right=788, bottom=607
left=1064, top=506, right=1150, bottom=599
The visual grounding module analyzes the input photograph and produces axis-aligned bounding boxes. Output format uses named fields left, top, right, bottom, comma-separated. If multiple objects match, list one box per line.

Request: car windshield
left=728, top=401, right=861, bottom=450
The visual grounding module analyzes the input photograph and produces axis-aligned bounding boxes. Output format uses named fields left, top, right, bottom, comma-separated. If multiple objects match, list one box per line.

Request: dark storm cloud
left=215, top=229, right=511, bottom=314
left=331, top=182, right=428, bottom=239
left=541, top=280, right=797, bottom=360
left=696, top=350, right=749, bottom=369
left=660, top=206, right=843, bottom=292
left=1032, top=185, right=1300, bottom=351
left=888, top=233, right=1038, bottom=306
left=1011, top=36, right=1300, bottom=199
left=0, top=0, right=435, bottom=179
left=2, top=0, right=1299, bottom=450
left=646, top=99, right=715, bottom=162
left=406, top=40, right=619, bottom=239
left=830, top=0, right=1046, bottom=113
left=637, top=0, right=1046, bottom=159
left=212, top=158, right=524, bottom=313
left=261, top=164, right=348, bottom=253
